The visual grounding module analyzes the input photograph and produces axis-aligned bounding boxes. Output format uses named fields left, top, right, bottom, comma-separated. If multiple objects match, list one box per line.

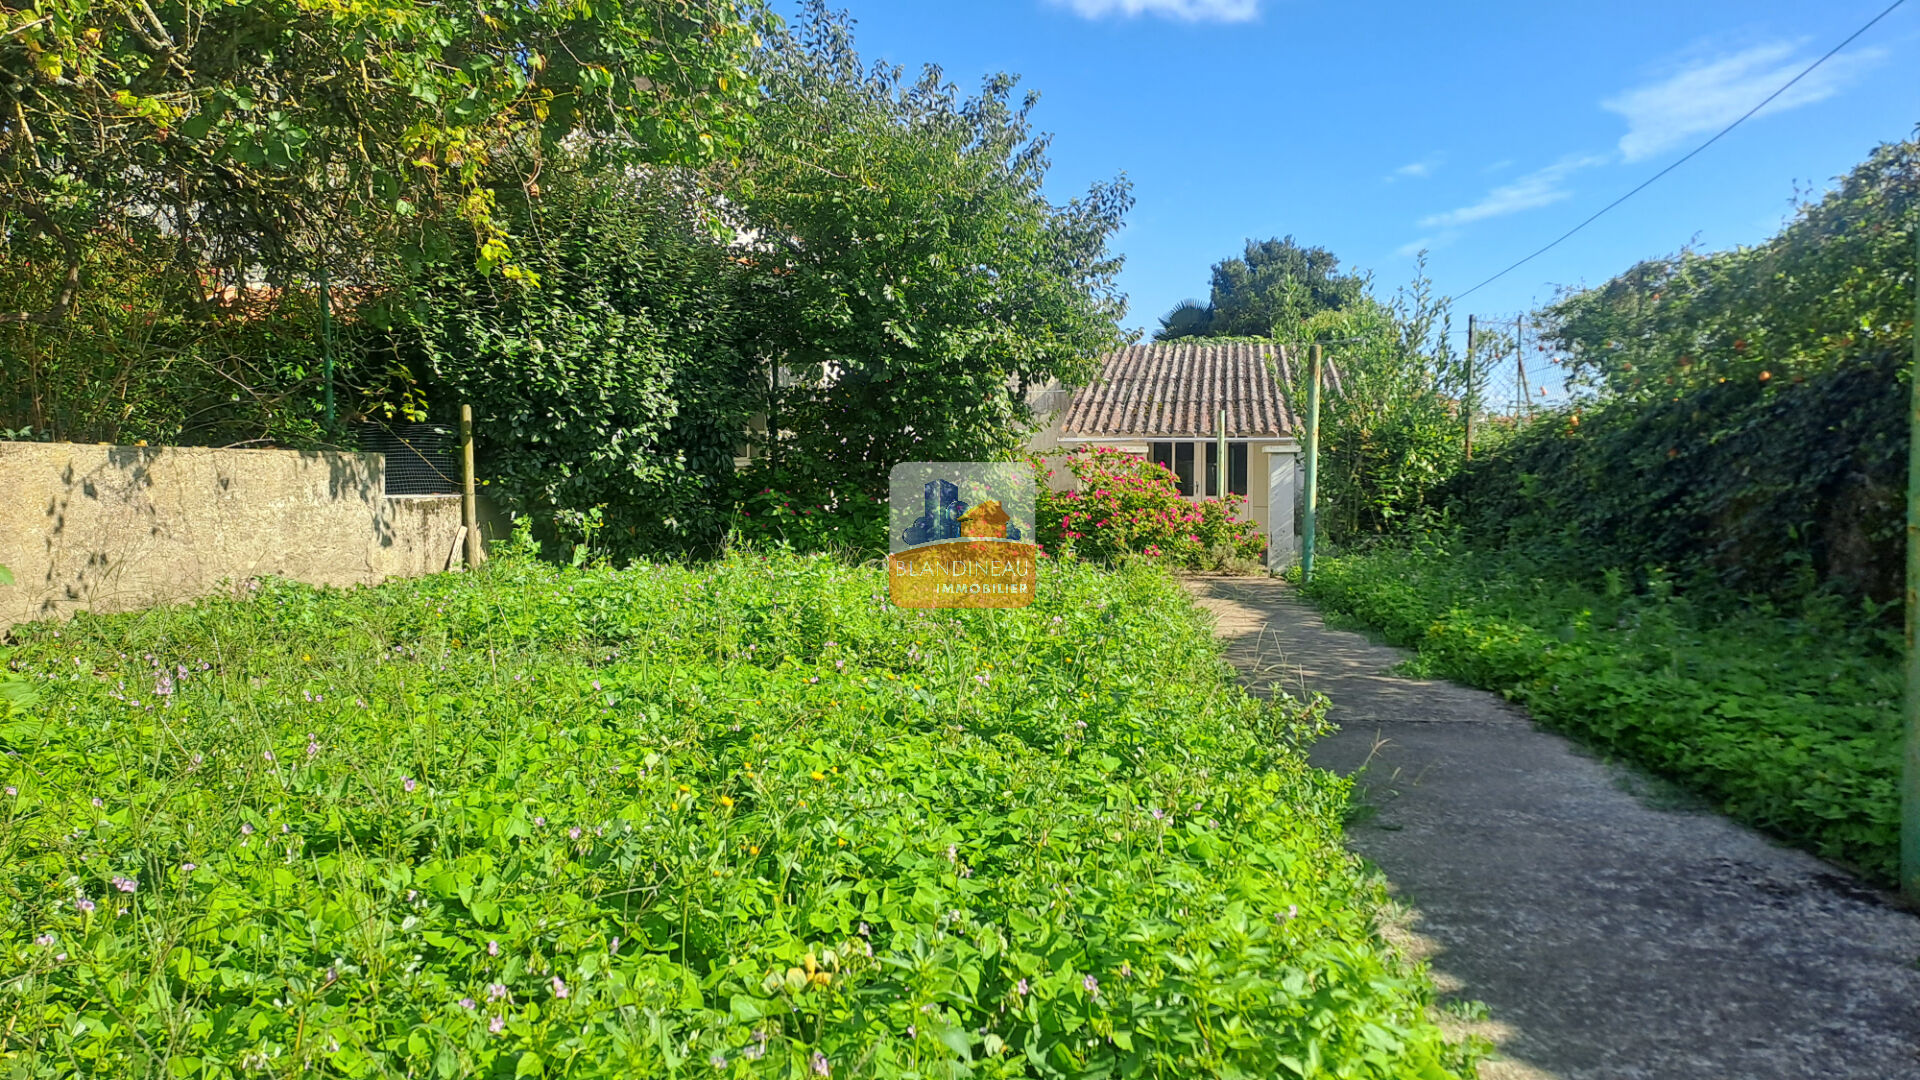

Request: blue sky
left=768, top=0, right=1918, bottom=343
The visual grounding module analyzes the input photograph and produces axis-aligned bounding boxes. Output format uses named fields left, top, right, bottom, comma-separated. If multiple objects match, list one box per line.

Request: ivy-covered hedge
left=1445, top=139, right=1917, bottom=612
left=1445, top=343, right=1908, bottom=609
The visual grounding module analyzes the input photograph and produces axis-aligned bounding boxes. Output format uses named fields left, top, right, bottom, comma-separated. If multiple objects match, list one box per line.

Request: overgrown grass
left=0, top=549, right=1475, bottom=1078
left=1300, top=537, right=1900, bottom=883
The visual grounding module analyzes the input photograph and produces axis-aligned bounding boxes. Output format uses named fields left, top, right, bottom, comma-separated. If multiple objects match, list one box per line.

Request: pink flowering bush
left=1036, top=446, right=1265, bottom=570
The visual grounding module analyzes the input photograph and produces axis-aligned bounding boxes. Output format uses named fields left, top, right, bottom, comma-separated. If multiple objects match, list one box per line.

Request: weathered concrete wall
left=0, top=442, right=472, bottom=633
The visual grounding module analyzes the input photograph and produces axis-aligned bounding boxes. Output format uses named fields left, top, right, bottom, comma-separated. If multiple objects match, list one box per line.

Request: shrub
left=0, top=553, right=1473, bottom=1077
left=1301, top=537, right=1901, bottom=882
left=728, top=460, right=890, bottom=558
left=1037, top=447, right=1265, bottom=570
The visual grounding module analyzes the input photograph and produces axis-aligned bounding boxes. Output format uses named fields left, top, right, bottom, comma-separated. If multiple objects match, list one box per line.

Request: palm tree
left=1154, top=298, right=1214, bottom=341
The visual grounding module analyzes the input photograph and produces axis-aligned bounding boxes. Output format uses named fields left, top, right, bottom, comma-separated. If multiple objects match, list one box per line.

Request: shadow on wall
left=5, top=442, right=469, bottom=633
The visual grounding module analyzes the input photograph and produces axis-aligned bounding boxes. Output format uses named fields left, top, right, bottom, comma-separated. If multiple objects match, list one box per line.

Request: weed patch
left=1301, top=541, right=1900, bottom=883
left=0, top=552, right=1472, bottom=1077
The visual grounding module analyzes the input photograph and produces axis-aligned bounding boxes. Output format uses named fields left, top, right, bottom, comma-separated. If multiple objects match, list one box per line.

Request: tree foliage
left=735, top=1, right=1132, bottom=489
left=408, top=167, right=758, bottom=555
left=1155, top=236, right=1363, bottom=341
left=1448, top=138, right=1919, bottom=612
left=1, top=0, right=763, bottom=307
left=1290, top=264, right=1464, bottom=539
left=1540, top=140, right=1917, bottom=400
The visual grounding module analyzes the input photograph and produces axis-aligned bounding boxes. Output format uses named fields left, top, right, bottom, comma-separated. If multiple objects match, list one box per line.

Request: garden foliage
left=0, top=0, right=762, bottom=295
left=408, top=170, right=760, bottom=556
left=0, top=551, right=1474, bottom=1077
left=1285, top=268, right=1466, bottom=540
left=1301, top=539, right=1900, bottom=882
left=1445, top=139, right=1918, bottom=610
left=1035, top=447, right=1265, bottom=570
left=731, top=2, right=1131, bottom=496
left=1, top=0, right=764, bottom=448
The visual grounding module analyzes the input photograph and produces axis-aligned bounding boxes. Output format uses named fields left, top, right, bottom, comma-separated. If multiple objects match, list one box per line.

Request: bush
left=409, top=170, right=759, bottom=559
left=0, top=553, right=1473, bottom=1077
left=728, top=460, right=890, bottom=558
left=1037, top=447, right=1265, bottom=570
left=1300, top=537, right=1901, bottom=882
left=1455, top=139, right=1920, bottom=613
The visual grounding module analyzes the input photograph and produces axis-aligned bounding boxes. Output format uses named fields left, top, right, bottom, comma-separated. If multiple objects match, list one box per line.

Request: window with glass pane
left=1173, top=442, right=1195, bottom=496
left=1150, top=442, right=1173, bottom=475
left=1203, top=442, right=1219, bottom=497
left=1228, top=443, right=1248, bottom=496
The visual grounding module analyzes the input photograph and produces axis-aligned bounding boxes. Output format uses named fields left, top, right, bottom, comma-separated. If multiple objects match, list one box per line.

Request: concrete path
left=1184, top=575, right=1920, bottom=1080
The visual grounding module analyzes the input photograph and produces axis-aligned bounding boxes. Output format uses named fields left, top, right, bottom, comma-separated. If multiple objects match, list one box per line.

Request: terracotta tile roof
left=1058, top=342, right=1304, bottom=439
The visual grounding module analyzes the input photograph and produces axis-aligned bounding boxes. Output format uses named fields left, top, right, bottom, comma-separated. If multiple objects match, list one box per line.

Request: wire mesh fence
left=1457, top=311, right=1574, bottom=424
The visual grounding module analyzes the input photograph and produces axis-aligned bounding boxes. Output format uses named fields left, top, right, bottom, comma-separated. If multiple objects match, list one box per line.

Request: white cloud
left=1051, top=0, right=1259, bottom=22
left=1386, top=154, right=1444, bottom=182
left=1395, top=236, right=1436, bottom=257
left=1418, top=154, right=1608, bottom=229
left=1602, top=41, right=1884, bottom=162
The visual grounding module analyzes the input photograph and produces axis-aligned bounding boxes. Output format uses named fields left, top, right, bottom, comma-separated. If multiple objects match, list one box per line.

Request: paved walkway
left=1184, top=575, right=1920, bottom=1080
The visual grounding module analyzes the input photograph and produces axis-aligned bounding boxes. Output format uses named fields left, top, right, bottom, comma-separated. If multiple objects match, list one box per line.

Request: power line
left=1453, top=0, right=1908, bottom=303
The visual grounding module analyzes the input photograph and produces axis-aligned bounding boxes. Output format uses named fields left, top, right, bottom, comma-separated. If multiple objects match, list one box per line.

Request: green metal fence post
left=1904, top=217, right=1920, bottom=903
left=1216, top=407, right=1227, bottom=499
left=1301, top=343, right=1322, bottom=584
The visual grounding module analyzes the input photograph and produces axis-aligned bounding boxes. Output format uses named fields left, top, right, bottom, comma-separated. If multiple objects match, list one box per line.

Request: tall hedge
left=1445, top=138, right=1917, bottom=611
left=1447, top=346, right=1907, bottom=608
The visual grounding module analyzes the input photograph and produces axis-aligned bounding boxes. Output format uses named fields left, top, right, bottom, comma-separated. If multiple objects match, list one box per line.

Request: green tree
left=1, top=0, right=763, bottom=301
left=407, top=165, right=758, bottom=556
left=1156, top=236, right=1363, bottom=340
left=734, top=1, right=1131, bottom=492
left=1540, top=139, right=1918, bottom=401
left=1, top=0, right=765, bottom=446
left=1293, top=261, right=1463, bottom=538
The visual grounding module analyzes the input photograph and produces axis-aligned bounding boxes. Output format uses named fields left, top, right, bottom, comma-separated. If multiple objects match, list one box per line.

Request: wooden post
left=1464, top=314, right=1477, bottom=461
left=1515, top=314, right=1531, bottom=419
left=319, top=261, right=335, bottom=431
left=460, top=404, right=482, bottom=568
left=1301, top=344, right=1322, bottom=584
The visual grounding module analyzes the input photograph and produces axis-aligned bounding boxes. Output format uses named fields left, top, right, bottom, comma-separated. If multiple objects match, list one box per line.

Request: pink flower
left=112, top=875, right=137, bottom=893
left=488, top=940, right=500, bottom=957
left=489, top=1015, right=506, bottom=1035
left=402, top=776, right=417, bottom=794
left=551, top=975, right=569, bottom=999
left=811, top=1051, right=831, bottom=1076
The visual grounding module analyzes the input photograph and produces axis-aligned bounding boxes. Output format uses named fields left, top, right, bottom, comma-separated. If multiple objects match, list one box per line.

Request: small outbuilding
left=1028, top=341, right=1315, bottom=570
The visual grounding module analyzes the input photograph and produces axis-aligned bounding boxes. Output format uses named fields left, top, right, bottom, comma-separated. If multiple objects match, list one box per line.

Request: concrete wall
left=0, top=442, right=473, bottom=633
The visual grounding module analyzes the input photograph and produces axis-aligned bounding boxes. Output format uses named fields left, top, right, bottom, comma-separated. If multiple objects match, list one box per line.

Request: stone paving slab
left=1184, top=575, right=1920, bottom=1080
